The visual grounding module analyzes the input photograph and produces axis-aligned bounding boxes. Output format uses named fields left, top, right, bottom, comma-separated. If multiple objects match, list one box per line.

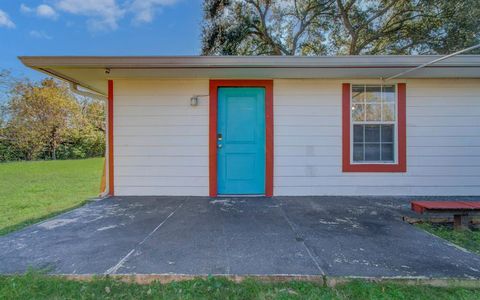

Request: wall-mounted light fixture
left=190, top=96, right=199, bottom=106
left=190, top=95, right=208, bottom=106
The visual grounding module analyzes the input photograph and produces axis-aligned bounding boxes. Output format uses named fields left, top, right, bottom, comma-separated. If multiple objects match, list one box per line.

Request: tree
left=331, top=0, right=435, bottom=54
left=0, top=69, right=10, bottom=86
left=202, top=0, right=334, bottom=55
left=201, top=0, right=480, bottom=55
left=0, top=71, right=107, bottom=162
left=424, top=0, right=480, bottom=54
left=0, top=70, right=14, bottom=104
left=4, top=78, right=80, bottom=160
left=61, top=97, right=106, bottom=159
left=79, top=97, right=105, bottom=134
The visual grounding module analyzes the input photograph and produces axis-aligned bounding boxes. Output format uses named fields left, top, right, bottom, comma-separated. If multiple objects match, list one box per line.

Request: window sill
left=343, top=163, right=406, bottom=173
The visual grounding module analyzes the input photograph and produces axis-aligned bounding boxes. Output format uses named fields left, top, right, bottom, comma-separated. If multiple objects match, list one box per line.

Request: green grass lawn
left=1, top=273, right=479, bottom=300
left=416, top=223, right=480, bottom=255
left=0, top=158, right=104, bottom=235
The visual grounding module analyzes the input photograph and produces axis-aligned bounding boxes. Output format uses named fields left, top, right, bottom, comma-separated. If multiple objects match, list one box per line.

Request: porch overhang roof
left=19, top=55, right=480, bottom=95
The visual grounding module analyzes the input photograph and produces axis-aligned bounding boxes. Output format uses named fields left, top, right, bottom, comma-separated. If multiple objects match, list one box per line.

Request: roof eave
left=19, top=55, right=480, bottom=69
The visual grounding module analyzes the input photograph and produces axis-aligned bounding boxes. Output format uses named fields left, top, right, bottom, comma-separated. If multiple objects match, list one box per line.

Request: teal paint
left=217, top=87, right=266, bottom=194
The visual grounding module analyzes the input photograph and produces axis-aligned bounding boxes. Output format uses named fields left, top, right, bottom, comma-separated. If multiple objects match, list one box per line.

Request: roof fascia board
left=19, top=55, right=480, bottom=69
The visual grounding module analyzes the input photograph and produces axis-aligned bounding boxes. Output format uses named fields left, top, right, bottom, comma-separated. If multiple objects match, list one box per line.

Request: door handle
left=217, top=133, right=223, bottom=149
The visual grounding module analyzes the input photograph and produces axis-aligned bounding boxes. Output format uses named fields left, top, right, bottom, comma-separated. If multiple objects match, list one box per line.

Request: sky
left=0, top=0, right=203, bottom=80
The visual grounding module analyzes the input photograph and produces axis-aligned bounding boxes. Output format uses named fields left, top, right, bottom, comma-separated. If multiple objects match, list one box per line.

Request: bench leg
left=453, top=214, right=469, bottom=230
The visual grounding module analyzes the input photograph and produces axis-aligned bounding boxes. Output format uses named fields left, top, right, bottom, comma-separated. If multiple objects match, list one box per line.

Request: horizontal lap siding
left=114, top=79, right=209, bottom=196
left=406, top=79, right=480, bottom=197
left=114, top=78, right=480, bottom=196
left=274, top=78, right=480, bottom=196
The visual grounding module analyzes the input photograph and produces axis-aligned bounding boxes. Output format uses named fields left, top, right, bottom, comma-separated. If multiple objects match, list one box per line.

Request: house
left=20, top=56, right=480, bottom=197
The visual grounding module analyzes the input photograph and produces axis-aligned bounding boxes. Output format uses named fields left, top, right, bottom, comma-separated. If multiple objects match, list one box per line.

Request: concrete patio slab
left=1, top=196, right=480, bottom=278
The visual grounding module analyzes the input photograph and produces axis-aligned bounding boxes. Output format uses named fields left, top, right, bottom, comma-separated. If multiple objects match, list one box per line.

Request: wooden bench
left=411, top=201, right=480, bottom=230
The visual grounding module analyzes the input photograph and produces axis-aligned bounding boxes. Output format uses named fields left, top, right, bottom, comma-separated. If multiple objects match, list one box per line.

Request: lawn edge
left=50, top=274, right=480, bottom=288
left=0, top=196, right=105, bottom=236
left=414, top=223, right=480, bottom=255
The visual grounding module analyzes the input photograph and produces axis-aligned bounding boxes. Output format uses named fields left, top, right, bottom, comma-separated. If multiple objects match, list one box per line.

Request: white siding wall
left=274, top=78, right=480, bottom=196
left=114, top=79, right=209, bottom=196
left=114, top=78, right=480, bottom=196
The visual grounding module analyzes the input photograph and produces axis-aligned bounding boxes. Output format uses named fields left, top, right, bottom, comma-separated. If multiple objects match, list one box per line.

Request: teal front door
left=217, top=87, right=266, bottom=195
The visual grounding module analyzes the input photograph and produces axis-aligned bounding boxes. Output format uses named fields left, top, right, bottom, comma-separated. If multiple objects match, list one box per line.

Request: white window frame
left=349, top=84, right=399, bottom=165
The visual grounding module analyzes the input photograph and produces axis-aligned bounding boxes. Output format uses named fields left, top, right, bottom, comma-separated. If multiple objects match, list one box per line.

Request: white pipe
left=103, top=89, right=110, bottom=197
left=99, top=190, right=110, bottom=198
left=384, top=44, right=480, bottom=81
left=69, top=83, right=106, bottom=100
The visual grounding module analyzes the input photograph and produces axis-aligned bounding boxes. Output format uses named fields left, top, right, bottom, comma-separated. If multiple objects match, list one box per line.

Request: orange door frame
left=209, top=80, right=274, bottom=197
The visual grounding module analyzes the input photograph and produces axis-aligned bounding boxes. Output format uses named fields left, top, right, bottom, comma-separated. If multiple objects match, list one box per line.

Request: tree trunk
left=349, top=36, right=359, bottom=55
left=51, top=127, right=58, bottom=160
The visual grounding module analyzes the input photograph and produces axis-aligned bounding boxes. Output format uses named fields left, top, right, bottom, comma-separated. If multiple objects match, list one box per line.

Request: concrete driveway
left=1, top=196, right=480, bottom=278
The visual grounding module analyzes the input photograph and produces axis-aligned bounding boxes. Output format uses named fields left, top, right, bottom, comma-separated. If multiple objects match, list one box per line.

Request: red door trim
left=108, top=80, right=115, bottom=195
left=209, top=80, right=274, bottom=197
left=342, top=82, right=407, bottom=172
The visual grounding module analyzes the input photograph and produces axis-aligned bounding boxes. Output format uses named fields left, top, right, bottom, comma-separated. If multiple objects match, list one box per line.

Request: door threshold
left=217, top=194, right=266, bottom=198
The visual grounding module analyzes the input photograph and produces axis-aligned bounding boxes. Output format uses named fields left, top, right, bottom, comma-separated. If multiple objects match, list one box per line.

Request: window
left=342, top=83, right=406, bottom=172
left=351, top=85, right=396, bottom=163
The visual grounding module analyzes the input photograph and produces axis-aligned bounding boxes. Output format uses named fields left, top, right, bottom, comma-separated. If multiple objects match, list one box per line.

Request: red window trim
left=209, top=80, right=274, bottom=197
left=108, top=80, right=115, bottom=195
left=342, top=82, right=406, bottom=172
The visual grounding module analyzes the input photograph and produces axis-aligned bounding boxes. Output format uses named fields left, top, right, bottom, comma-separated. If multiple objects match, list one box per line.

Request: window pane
left=350, top=84, right=398, bottom=164
left=353, top=143, right=364, bottom=161
left=352, top=104, right=365, bottom=121
left=366, top=86, right=381, bottom=103
left=381, top=125, right=394, bottom=143
left=365, top=144, right=381, bottom=161
left=383, top=86, right=395, bottom=102
left=381, top=143, right=394, bottom=161
left=366, top=104, right=381, bottom=121
left=353, top=125, right=364, bottom=142
left=382, top=103, right=395, bottom=121
left=352, top=86, right=364, bottom=103
left=365, top=125, right=380, bottom=142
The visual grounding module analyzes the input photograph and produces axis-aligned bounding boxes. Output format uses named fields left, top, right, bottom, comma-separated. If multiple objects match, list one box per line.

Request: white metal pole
left=384, top=44, right=480, bottom=81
